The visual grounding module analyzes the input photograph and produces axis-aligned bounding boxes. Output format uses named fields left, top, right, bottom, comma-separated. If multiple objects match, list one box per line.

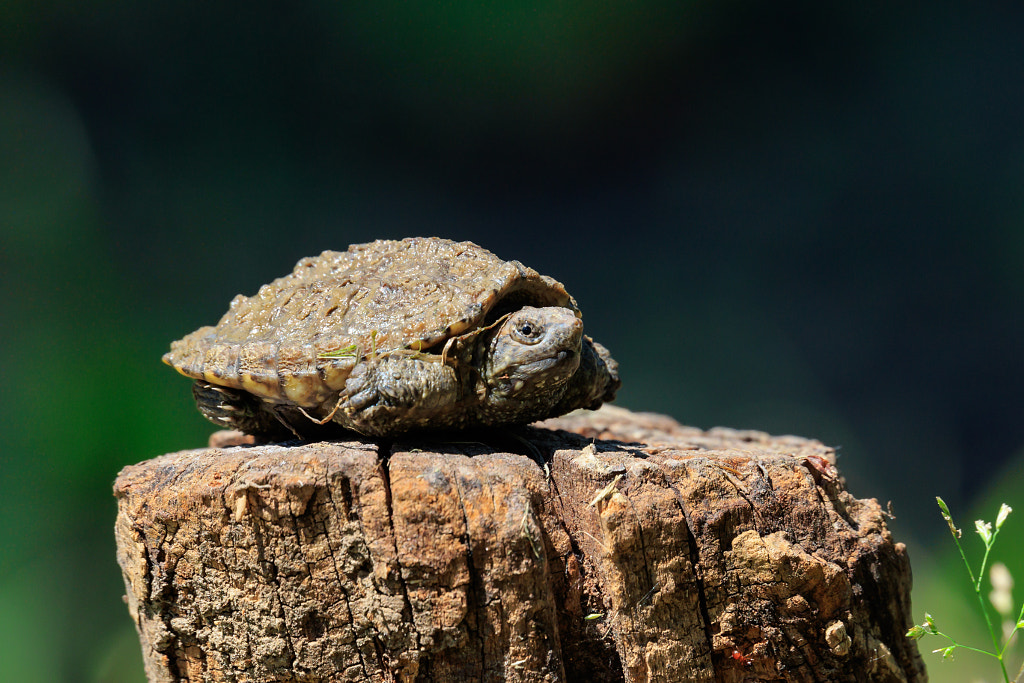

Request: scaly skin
left=336, top=306, right=606, bottom=436
left=194, top=306, right=620, bottom=439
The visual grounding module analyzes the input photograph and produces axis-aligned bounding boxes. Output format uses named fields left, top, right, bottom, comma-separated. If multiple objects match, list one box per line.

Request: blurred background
left=2, top=2, right=1023, bottom=680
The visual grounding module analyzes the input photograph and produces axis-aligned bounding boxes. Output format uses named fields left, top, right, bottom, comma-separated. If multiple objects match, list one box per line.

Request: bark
left=114, top=405, right=925, bottom=682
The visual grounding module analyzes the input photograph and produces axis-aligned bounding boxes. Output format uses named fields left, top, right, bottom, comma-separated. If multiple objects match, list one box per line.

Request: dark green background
left=2, top=2, right=1023, bottom=680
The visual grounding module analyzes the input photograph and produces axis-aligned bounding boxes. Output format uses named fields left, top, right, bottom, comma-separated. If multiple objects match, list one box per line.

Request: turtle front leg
left=192, top=381, right=297, bottom=441
left=339, top=353, right=464, bottom=436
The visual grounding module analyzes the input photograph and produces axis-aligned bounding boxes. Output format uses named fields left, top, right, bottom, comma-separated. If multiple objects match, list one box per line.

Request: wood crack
left=113, top=407, right=925, bottom=682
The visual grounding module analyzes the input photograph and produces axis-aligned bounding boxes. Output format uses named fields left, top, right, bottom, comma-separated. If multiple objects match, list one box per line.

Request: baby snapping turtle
left=164, top=237, right=620, bottom=439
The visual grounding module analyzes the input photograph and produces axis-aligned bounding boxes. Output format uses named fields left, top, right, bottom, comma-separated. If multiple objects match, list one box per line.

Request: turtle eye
left=511, top=319, right=543, bottom=344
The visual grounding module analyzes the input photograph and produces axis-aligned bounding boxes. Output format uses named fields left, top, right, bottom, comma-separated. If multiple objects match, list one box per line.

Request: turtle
left=164, top=237, right=620, bottom=440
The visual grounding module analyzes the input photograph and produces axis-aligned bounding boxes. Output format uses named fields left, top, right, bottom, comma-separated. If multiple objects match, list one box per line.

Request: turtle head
left=483, top=306, right=583, bottom=400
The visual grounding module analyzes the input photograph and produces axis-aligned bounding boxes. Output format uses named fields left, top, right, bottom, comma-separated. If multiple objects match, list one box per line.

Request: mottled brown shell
left=164, top=237, right=578, bottom=408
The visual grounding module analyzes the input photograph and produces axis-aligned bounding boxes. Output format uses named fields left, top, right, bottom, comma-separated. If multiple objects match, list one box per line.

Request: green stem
left=938, top=499, right=1009, bottom=682
left=940, top=499, right=977, bottom=587
left=1000, top=626, right=1021, bottom=658
left=931, top=629, right=998, bottom=658
left=972, top=588, right=1009, bottom=682
left=977, top=523, right=1001, bottom=592
left=1001, top=604, right=1024, bottom=659
left=976, top=526, right=1009, bottom=682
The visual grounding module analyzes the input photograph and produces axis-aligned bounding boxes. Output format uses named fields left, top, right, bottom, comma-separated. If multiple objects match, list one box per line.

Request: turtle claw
left=191, top=381, right=295, bottom=441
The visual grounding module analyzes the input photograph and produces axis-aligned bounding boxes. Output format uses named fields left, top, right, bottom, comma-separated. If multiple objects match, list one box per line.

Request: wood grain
left=115, top=406, right=924, bottom=682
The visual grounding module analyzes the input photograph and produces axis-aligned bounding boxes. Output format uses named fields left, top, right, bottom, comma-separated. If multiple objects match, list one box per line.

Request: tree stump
left=114, top=406, right=925, bottom=682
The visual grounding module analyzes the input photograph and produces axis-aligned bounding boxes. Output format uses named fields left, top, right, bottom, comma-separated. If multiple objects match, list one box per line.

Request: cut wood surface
left=114, top=406, right=925, bottom=682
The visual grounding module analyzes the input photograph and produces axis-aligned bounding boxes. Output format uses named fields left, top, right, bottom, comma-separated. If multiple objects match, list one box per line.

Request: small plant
left=907, top=498, right=1024, bottom=682
left=318, top=342, right=360, bottom=359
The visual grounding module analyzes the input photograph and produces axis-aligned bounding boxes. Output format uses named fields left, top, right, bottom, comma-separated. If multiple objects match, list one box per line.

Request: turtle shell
left=164, top=237, right=578, bottom=409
